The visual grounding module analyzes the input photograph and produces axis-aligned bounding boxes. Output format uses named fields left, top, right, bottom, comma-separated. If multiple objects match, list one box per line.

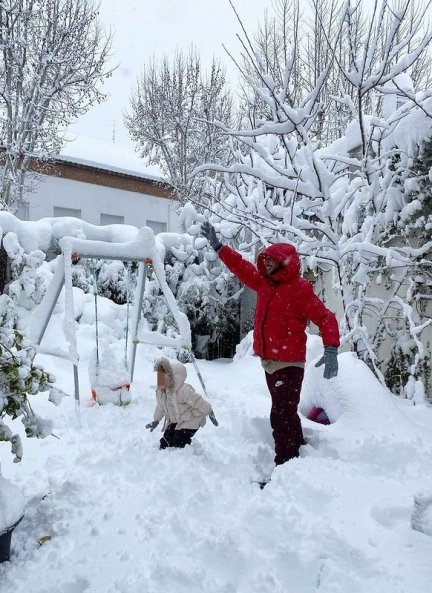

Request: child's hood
left=154, top=357, right=187, bottom=391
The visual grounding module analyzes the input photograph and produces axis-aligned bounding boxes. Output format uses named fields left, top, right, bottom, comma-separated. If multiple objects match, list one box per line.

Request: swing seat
left=91, top=383, right=131, bottom=406
left=306, top=405, right=330, bottom=425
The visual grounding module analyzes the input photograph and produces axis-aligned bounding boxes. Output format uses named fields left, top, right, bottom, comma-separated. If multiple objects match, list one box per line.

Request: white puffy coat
left=153, top=358, right=212, bottom=431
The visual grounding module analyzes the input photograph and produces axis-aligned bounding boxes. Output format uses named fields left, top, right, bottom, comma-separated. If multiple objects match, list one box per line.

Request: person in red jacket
left=201, top=221, right=340, bottom=466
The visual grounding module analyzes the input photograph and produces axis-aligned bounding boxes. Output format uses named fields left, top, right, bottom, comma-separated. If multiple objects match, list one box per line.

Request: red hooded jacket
left=218, top=243, right=340, bottom=363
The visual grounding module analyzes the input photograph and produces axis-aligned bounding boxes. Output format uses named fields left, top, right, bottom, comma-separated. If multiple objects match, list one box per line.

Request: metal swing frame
left=28, top=234, right=191, bottom=407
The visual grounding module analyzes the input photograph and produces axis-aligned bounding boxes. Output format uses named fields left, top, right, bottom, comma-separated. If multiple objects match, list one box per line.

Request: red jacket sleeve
left=299, top=281, right=340, bottom=347
left=218, top=246, right=261, bottom=292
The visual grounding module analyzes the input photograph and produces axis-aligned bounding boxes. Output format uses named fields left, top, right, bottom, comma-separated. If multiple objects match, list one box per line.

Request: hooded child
left=146, top=357, right=218, bottom=449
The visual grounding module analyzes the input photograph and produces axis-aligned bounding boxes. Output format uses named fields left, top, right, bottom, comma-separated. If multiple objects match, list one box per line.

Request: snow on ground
left=1, top=303, right=432, bottom=593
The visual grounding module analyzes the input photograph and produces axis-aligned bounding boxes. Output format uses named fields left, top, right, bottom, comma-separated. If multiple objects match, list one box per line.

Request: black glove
left=209, top=410, right=218, bottom=426
left=315, top=346, right=338, bottom=380
left=145, top=420, right=159, bottom=432
left=201, top=221, right=222, bottom=252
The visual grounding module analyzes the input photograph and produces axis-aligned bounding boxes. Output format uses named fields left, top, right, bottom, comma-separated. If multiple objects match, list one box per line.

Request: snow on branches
left=190, top=0, right=432, bottom=398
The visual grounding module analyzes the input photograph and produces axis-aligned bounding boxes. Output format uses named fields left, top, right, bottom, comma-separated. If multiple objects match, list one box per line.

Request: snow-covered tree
left=237, top=0, right=346, bottom=143
left=236, top=0, right=432, bottom=145
left=191, top=0, right=432, bottom=397
left=0, top=0, right=112, bottom=211
left=125, top=48, right=234, bottom=205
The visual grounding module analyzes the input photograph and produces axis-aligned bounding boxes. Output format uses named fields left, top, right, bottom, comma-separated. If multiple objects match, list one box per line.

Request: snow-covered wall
left=23, top=174, right=179, bottom=232
left=13, top=135, right=180, bottom=232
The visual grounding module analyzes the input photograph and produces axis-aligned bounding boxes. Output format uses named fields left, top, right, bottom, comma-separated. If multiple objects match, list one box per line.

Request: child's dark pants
left=159, top=423, right=197, bottom=449
left=265, top=366, right=305, bottom=465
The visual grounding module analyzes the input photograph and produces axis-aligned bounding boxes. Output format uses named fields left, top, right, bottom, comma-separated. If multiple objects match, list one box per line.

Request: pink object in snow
left=306, top=405, right=330, bottom=425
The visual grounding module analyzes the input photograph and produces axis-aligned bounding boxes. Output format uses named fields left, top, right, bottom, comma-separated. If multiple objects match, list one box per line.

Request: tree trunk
left=0, top=245, right=11, bottom=295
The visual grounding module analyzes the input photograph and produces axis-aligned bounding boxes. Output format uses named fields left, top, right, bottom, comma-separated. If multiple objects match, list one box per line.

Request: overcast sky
left=68, top=0, right=274, bottom=147
left=67, top=0, right=385, bottom=151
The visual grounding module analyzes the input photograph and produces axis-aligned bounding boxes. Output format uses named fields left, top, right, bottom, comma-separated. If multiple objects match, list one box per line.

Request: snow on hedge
left=0, top=477, right=24, bottom=534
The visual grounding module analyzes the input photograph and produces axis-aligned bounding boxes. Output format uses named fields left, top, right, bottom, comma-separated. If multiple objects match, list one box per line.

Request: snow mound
left=0, top=478, right=24, bottom=534
left=300, top=350, right=432, bottom=467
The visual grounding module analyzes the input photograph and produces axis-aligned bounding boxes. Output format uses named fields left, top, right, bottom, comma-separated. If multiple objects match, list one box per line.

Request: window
left=100, top=213, right=124, bottom=226
left=16, top=201, right=29, bottom=221
left=53, top=206, right=81, bottom=218
left=146, top=220, right=167, bottom=235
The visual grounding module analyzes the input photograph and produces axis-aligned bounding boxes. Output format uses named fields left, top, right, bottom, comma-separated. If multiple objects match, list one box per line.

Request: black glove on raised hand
left=201, top=221, right=222, bottom=252
left=315, top=346, right=338, bottom=380
left=145, top=420, right=159, bottom=432
left=209, top=410, right=219, bottom=426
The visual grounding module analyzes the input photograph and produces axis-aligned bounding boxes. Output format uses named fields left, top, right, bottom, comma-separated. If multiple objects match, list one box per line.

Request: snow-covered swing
left=86, top=257, right=133, bottom=405
left=28, top=227, right=192, bottom=407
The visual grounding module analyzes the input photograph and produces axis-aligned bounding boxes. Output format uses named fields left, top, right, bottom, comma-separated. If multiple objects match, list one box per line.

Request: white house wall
left=24, top=174, right=180, bottom=232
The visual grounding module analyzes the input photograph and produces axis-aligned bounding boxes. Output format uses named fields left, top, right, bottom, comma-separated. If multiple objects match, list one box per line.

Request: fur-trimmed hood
left=154, top=358, right=187, bottom=391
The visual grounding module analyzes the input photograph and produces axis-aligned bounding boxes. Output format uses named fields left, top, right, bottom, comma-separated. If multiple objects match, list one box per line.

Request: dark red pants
left=265, top=366, right=305, bottom=465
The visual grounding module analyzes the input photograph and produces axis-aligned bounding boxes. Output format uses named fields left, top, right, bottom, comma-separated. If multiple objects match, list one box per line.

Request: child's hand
left=209, top=410, right=218, bottom=426
left=145, top=420, right=159, bottom=432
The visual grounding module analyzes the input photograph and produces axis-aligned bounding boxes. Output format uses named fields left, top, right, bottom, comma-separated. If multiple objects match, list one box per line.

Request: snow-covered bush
left=143, top=233, right=241, bottom=359
left=0, top=474, right=25, bottom=537
left=2, top=231, right=51, bottom=308
left=0, top=295, right=66, bottom=463
left=177, top=272, right=240, bottom=358
left=398, top=137, right=432, bottom=237
left=71, top=258, right=137, bottom=305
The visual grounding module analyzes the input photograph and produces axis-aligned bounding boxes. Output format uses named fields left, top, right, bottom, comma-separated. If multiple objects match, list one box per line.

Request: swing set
left=87, top=258, right=133, bottom=404
left=28, top=227, right=192, bottom=407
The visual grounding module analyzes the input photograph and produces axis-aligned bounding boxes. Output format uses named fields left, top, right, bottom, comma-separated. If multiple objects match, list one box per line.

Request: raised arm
left=201, top=222, right=261, bottom=291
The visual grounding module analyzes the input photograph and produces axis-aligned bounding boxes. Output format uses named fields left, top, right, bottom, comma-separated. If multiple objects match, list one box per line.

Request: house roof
left=58, top=135, right=164, bottom=183
left=29, top=135, right=176, bottom=199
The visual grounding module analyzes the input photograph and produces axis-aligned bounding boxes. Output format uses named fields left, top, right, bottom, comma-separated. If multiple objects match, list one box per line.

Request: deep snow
left=1, top=298, right=432, bottom=592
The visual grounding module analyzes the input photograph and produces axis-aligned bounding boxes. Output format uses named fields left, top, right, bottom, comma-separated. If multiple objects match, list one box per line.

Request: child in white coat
left=146, top=358, right=218, bottom=449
